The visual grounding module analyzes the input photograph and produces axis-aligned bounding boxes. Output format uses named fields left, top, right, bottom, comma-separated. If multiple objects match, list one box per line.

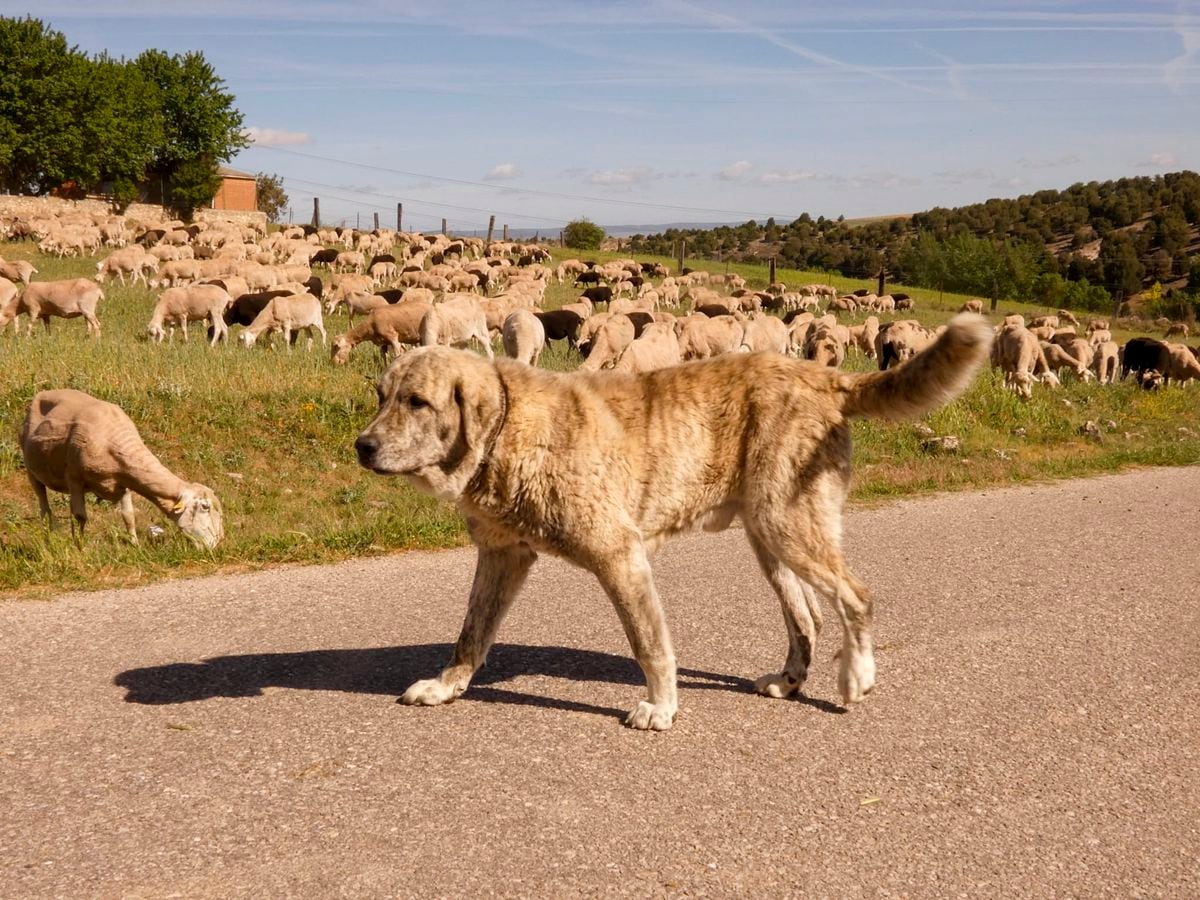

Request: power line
left=243, top=145, right=790, bottom=219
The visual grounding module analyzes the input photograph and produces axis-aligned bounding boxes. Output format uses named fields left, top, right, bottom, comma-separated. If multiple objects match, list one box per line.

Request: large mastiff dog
left=355, top=314, right=992, bottom=730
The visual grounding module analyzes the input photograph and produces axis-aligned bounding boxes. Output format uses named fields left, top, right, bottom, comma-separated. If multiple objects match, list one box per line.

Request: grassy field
left=1, top=240, right=1197, bottom=597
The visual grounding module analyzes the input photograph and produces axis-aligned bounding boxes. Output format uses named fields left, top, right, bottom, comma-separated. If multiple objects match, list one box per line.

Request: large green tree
left=255, top=172, right=289, bottom=223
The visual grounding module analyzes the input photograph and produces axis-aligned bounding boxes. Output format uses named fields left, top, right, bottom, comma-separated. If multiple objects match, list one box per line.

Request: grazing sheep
left=1038, top=341, right=1093, bottom=382
left=0, top=278, right=104, bottom=336
left=20, top=389, right=224, bottom=548
left=738, top=314, right=789, bottom=354
left=848, top=316, right=881, bottom=360
left=1164, top=343, right=1200, bottom=384
left=419, top=296, right=494, bottom=358
left=241, top=293, right=327, bottom=350
left=1057, top=310, right=1080, bottom=327
left=993, top=324, right=1048, bottom=398
left=611, top=322, right=681, bottom=373
left=501, top=309, right=546, bottom=366
left=147, top=284, right=232, bottom=345
left=959, top=300, right=984, bottom=314
left=676, top=314, right=744, bottom=361
left=1165, top=323, right=1190, bottom=339
left=0, top=258, right=38, bottom=286
left=1121, top=337, right=1170, bottom=382
left=95, top=246, right=156, bottom=287
left=580, top=315, right=637, bottom=371
left=1092, top=340, right=1119, bottom=384
left=1086, top=318, right=1110, bottom=335
left=534, top=309, right=585, bottom=347
left=330, top=301, right=432, bottom=364
left=875, top=320, right=936, bottom=370
left=804, top=322, right=847, bottom=368
left=1088, top=329, right=1112, bottom=346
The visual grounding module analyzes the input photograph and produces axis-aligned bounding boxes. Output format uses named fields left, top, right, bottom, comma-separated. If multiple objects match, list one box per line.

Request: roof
left=217, top=166, right=256, bottom=180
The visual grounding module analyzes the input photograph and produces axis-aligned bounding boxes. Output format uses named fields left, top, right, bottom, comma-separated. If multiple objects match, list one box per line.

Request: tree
left=562, top=218, right=605, bottom=250
left=256, top=172, right=289, bottom=223
left=167, top=155, right=221, bottom=222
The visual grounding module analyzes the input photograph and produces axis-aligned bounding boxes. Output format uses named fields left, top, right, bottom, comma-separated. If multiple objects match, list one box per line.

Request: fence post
left=877, top=268, right=886, bottom=296
left=678, top=240, right=686, bottom=273
left=503, top=224, right=509, bottom=241
left=441, top=218, right=447, bottom=236
left=486, top=214, right=495, bottom=247
left=373, top=212, right=379, bottom=231
left=397, top=203, right=402, bottom=231
left=769, top=257, right=777, bottom=285
left=311, top=197, right=319, bottom=228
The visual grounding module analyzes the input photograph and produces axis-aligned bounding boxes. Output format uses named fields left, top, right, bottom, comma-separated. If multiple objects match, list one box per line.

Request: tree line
left=0, top=16, right=247, bottom=218
left=625, top=171, right=1200, bottom=315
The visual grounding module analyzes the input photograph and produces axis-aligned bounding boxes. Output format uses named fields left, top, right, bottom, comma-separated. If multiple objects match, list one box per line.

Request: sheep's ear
left=172, top=499, right=187, bottom=513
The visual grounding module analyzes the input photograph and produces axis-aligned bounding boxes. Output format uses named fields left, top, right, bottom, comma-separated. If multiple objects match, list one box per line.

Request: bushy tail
left=840, top=313, right=993, bottom=421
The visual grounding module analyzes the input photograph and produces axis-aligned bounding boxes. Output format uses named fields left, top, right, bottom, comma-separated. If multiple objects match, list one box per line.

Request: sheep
left=96, top=247, right=156, bottom=287
left=334, top=250, right=366, bottom=274
left=534, top=309, right=585, bottom=347
left=611, top=322, right=681, bottom=373
left=330, top=290, right=391, bottom=323
left=1030, top=315, right=1060, bottom=330
left=0, top=278, right=103, bottom=336
left=738, top=314, right=789, bottom=354
left=580, top=314, right=637, bottom=371
left=1092, top=340, right=1120, bottom=384
left=959, top=300, right=984, bottom=314
left=581, top=286, right=613, bottom=307
left=992, top=324, right=1054, bottom=398
left=1165, top=323, right=1190, bottom=339
left=1039, top=341, right=1093, bottom=381
left=240, top=293, right=327, bottom=350
left=1088, top=329, right=1113, bottom=346
left=805, top=322, right=847, bottom=368
left=848, top=316, right=881, bottom=360
left=1086, top=318, right=1110, bottom=335
left=149, top=258, right=202, bottom=288
left=501, top=309, right=546, bottom=366
left=1121, top=337, right=1170, bottom=382
left=676, top=313, right=744, bottom=361
left=875, top=319, right=936, bottom=370
left=419, top=295, right=494, bottom=358
left=1164, top=343, right=1200, bottom=384
left=20, top=389, right=224, bottom=548
left=330, top=301, right=432, bottom=364
left=828, top=295, right=858, bottom=314
left=147, top=285, right=233, bottom=345
left=0, top=258, right=38, bottom=285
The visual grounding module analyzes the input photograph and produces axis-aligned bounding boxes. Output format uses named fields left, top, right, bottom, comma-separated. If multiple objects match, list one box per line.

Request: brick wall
left=211, top=177, right=257, bottom=212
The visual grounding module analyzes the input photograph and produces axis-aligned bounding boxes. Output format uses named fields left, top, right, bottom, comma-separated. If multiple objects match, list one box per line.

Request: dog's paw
left=400, top=678, right=458, bottom=706
left=754, top=671, right=802, bottom=699
left=624, top=700, right=676, bottom=731
left=837, top=651, right=876, bottom=707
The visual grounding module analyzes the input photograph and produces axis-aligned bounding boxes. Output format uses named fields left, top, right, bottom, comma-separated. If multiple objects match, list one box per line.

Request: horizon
left=10, top=1, right=1200, bottom=231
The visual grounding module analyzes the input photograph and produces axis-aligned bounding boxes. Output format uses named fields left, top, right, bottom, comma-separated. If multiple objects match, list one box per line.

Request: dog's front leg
left=400, top=543, right=536, bottom=707
left=594, top=543, right=678, bottom=732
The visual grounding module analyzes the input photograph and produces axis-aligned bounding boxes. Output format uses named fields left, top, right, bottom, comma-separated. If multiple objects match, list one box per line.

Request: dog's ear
left=453, top=365, right=503, bottom=456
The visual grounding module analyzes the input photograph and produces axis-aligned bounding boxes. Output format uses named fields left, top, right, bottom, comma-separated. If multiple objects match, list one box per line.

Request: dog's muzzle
left=355, top=433, right=380, bottom=469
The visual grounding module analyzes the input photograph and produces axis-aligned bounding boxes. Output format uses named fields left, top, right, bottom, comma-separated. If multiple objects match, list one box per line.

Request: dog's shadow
left=114, top=643, right=843, bottom=721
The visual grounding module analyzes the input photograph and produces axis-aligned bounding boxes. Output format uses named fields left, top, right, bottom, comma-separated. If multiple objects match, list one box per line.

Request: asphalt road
left=2, top=467, right=1198, bottom=898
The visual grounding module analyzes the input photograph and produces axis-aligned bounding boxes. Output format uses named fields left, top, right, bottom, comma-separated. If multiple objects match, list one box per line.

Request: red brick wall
left=211, top=177, right=256, bottom=212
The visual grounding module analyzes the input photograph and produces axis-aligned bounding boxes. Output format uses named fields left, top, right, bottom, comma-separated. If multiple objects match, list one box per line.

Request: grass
left=1, top=241, right=1197, bottom=598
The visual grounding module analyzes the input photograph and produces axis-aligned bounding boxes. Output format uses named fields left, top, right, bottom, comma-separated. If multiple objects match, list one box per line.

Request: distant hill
left=619, top=172, right=1200, bottom=313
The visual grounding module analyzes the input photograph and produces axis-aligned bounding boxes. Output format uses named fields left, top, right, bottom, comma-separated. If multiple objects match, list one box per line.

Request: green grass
left=1, top=242, right=1197, bottom=598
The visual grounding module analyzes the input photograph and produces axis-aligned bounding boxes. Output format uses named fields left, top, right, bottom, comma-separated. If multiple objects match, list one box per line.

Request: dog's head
left=355, top=347, right=503, bottom=501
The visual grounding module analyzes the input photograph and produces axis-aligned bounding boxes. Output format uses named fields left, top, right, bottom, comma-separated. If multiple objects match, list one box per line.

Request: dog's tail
left=839, top=313, right=993, bottom=421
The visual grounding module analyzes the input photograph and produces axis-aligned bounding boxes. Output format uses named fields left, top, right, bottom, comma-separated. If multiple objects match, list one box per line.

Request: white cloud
left=1133, top=151, right=1178, bottom=169
left=717, top=160, right=754, bottom=181
left=585, top=166, right=657, bottom=186
left=758, top=169, right=818, bottom=184
left=1017, top=154, right=1081, bottom=169
left=484, top=163, right=520, bottom=181
left=935, top=167, right=995, bottom=183
left=243, top=126, right=312, bottom=147
left=990, top=176, right=1026, bottom=189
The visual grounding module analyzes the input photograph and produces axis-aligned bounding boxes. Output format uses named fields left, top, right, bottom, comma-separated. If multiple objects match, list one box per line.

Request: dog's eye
left=408, top=395, right=428, bottom=410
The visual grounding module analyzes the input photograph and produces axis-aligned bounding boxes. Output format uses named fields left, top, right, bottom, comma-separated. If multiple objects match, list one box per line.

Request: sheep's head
left=331, top=337, right=353, bottom=365
left=171, top=485, right=225, bottom=549
left=239, top=330, right=258, bottom=348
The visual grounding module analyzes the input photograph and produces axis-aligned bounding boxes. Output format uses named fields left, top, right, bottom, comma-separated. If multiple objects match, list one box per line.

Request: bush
left=562, top=218, right=605, bottom=250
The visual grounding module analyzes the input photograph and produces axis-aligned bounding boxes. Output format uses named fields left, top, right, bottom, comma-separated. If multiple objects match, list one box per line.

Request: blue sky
left=12, top=1, right=1200, bottom=231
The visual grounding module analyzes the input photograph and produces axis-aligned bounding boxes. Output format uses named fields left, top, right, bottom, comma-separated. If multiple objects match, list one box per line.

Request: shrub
left=562, top=218, right=605, bottom=250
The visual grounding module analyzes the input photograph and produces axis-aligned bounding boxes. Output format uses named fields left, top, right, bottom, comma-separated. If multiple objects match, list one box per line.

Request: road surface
left=2, top=467, right=1198, bottom=897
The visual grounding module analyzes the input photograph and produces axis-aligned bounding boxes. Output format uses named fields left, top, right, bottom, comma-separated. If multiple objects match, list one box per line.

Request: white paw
left=624, top=700, right=676, bottom=731
left=837, top=651, right=876, bottom=707
left=400, top=678, right=459, bottom=706
left=754, top=672, right=802, bottom=699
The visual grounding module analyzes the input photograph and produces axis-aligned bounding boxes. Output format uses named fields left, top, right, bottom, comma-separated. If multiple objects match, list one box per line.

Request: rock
left=1080, top=420, right=1101, bottom=438
left=1011, top=427, right=1027, bottom=438
left=913, top=423, right=935, bottom=438
left=992, top=448, right=1012, bottom=460
left=921, top=435, right=960, bottom=454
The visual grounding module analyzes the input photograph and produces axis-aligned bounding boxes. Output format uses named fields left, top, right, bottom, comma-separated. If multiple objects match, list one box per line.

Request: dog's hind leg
left=400, top=542, right=537, bottom=707
left=746, top=532, right=823, bottom=699
left=592, top=541, right=678, bottom=731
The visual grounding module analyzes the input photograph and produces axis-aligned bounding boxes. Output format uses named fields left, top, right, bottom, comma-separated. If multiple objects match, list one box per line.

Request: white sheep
left=20, top=389, right=224, bottom=548
left=501, top=309, right=546, bottom=366
left=241, top=293, right=327, bottom=350
left=147, top=284, right=232, bottom=345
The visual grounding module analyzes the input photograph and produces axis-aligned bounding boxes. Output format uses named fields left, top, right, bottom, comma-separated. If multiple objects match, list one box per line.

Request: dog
left=355, top=314, right=993, bottom=730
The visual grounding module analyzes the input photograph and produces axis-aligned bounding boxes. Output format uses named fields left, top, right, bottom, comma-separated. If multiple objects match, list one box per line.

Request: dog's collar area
left=466, top=372, right=509, bottom=496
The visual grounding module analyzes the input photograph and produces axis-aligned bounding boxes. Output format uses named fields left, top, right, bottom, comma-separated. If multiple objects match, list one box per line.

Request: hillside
left=623, top=172, right=1200, bottom=315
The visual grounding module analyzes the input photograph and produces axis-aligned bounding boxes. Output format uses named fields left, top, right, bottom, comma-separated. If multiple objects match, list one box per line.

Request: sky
left=10, top=1, right=1200, bottom=232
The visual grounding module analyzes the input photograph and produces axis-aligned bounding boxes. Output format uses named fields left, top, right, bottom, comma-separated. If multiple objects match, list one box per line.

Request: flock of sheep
left=3, top=205, right=1197, bottom=549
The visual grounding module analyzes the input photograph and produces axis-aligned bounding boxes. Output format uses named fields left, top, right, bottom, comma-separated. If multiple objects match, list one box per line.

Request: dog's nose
left=355, top=434, right=379, bottom=466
